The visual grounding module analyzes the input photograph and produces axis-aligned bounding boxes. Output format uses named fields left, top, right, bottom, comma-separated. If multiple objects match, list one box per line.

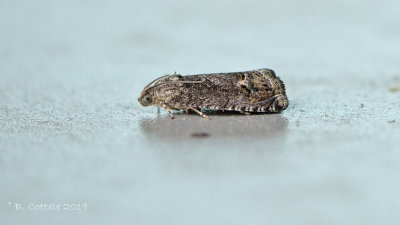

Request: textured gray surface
left=1, top=0, right=400, bottom=224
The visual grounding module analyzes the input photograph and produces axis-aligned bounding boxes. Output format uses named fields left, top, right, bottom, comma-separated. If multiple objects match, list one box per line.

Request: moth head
left=138, top=91, right=154, bottom=106
left=138, top=75, right=170, bottom=107
left=138, top=74, right=205, bottom=107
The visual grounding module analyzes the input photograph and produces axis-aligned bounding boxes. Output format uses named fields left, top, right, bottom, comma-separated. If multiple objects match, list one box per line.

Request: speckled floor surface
left=1, top=0, right=400, bottom=224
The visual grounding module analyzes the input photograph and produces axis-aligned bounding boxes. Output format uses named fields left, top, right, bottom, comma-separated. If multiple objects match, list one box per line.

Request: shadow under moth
left=138, top=68, right=289, bottom=119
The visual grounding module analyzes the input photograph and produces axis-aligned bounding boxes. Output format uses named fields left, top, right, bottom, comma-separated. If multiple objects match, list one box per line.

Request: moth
left=138, top=68, right=288, bottom=119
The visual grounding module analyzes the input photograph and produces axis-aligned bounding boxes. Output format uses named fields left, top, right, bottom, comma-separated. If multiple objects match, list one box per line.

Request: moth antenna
left=144, top=78, right=206, bottom=92
left=142, top=75, right=171, bottom=93
left=167, top=79, right=205, bottom=84
left=143, top=75, right=170, bottom=89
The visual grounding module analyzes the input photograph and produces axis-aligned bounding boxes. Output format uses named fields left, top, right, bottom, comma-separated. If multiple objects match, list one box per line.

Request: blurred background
left=1, top=0, right=400, bottom=224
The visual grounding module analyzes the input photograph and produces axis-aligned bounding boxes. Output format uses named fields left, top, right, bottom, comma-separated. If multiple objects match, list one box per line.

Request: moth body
left=138, top=68, right=288, bottom=119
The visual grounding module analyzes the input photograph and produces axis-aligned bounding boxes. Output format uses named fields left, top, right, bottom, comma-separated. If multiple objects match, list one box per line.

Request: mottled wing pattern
left=163, top=68, right=288, bottom=112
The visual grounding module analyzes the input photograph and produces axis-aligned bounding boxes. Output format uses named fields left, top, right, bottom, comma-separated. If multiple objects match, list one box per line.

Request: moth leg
left=270, top=99, right=278, bottom=111
left=251, top=95, right=288, bottom=112
left=190, top=107, right=211, bottom=120
left=251, top=96, right=277, bottom=108
left=273, top=94, right=289, bottom=111
left=162, top=104, right=175, bottom=119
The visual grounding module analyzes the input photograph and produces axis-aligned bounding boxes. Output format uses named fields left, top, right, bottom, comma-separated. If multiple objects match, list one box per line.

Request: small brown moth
left=138, top=68, right=288, bottom=119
